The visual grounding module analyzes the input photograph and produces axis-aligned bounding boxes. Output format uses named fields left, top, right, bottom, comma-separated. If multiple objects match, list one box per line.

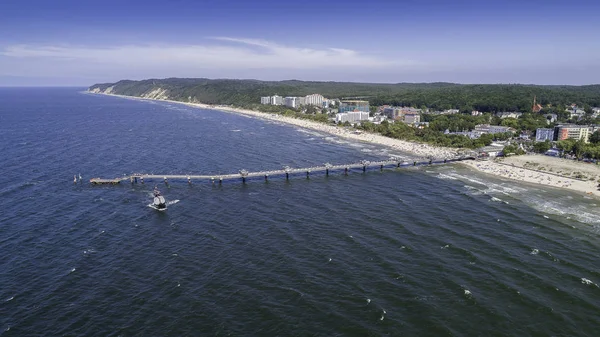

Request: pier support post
left=306, top=170, right=310, bottom=179
left=363, top=165, right=366, bottom=173
left=397, top=162, right=401, bottom=168
left=429, top=159, right=432, bottom=165
left=211, top=177, right=215, bottom=185
left=188, top=176, right=191, bottom=184
left=345, top=167, right=348, bottom=175
left=265, top=174, right=268, bottom=182
left=414, top=161, right=416, bottom=166
left=134, top=177, right=137, bottom=184
left=381, top=164, right=384, bottom=171
left=286, top=172, right=289, bottom=180
left=219, top=177, right=223, bottom=184
left=242, top=177, right=246, bottom=184
left=164, top=177, right=168, bottom=185
left=130, top=177, right=134, bottom=184
left=326, top=169, right=329, bottom=176
left=141, top=177, right=144, bottom=184
left=444, top=159, right=447, bottom=164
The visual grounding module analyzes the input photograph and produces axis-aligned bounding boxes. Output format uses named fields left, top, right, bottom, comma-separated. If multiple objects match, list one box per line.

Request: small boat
left=149, top=187, right=167, bottom=211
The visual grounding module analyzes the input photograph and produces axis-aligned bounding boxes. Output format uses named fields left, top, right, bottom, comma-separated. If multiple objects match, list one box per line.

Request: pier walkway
left=89, top=156, right=476, bottom=185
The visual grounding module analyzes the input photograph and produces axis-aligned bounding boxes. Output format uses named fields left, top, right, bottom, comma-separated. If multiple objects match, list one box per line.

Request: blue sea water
left=1, top=88, right=599, bottom=336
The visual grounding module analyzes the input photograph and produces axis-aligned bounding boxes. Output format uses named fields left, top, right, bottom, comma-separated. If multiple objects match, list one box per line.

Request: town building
left=305, top=94, right=325, bottom=107
left=532, top=96, right=542, bottom=113
left=535, top=128, right=555, bottom=142
left=335, top=111, right=370, bottom=124
left=477, top=145, right=505, bottom=158
left=566, top=106, right=585, bottom=120
left=382, top=107, right=422, bottom=121
left=260, top=96, right=271, bottom=105
left=474, top=124, right=516, bottom=134
left=553, top=124, right=592, bottom=142
left=339, top=100, right=370, bottom=114
left=496, top=112, right=523, bottom=119
left=403, top=113, right=420, bottom=124
left=271, top=95, right=283, bottom=105
left=471, top=110, right=482, bottom=116
left=284, top=97, right=298, bottom=108
left=442, top=109, right=460, bottom=115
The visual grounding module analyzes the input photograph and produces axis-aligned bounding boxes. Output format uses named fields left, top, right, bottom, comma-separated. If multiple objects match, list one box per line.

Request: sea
left=1, top=87, right=599, bottom=336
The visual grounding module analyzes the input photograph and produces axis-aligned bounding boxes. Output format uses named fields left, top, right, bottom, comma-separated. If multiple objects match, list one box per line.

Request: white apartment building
left=271, top=95, right=283, bottom=105
left=305, top=94, right=325, bottom=107
left=284, top=97, right=298, bottom=108
left=260, top=96, right=271, bottom=105
left=335, top=111, right=370, bottom=124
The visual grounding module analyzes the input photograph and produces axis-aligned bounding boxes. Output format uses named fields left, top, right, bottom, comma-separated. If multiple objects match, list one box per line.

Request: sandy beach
left=461, top=155, right=600, bottom=197
left=88, top=92, right=600, bottom=197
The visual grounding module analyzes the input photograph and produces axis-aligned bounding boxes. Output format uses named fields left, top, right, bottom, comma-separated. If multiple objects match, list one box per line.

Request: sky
left=0, top=0, right=599, bottom=86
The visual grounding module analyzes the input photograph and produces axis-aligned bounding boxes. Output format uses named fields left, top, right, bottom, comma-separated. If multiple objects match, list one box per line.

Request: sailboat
left=149, top=187, right=167, bottom=211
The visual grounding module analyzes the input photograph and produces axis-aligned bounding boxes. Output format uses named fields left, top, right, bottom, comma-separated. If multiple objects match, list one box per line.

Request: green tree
left=589, top=130, right=600, bottom=144
left=533, top=140, right=551, bottom=153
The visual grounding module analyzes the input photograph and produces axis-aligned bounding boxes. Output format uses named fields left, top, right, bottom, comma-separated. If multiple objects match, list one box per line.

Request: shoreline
left=86, top=91, right=460, bottom=159
left=85, top=91, right=600, bottom=198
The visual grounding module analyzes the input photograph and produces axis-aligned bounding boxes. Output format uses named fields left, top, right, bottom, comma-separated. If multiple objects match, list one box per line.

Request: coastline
left=85, top=91, right=600, bottom=197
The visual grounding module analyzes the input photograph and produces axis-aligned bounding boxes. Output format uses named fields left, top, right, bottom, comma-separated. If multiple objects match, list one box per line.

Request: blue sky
left=0, top=0, right=598, bottom=86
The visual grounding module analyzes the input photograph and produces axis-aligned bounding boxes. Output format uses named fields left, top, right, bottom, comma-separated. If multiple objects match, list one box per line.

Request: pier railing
left=87, top=156, right=476, bottom=185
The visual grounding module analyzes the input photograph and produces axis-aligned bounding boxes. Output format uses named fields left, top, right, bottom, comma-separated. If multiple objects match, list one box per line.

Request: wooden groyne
left=88, top=156, right=476, bottom=185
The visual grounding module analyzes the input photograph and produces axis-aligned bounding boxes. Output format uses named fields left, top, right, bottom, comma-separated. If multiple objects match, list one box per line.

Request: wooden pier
left=88, top=156, right=476, bottom=185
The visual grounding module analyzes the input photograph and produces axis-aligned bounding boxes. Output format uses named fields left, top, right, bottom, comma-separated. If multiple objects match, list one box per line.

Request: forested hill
left=88, top=78, right=600, bottom=112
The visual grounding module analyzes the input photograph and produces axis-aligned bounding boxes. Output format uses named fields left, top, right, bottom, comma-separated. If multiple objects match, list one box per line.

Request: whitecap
left=581, top=278, right=598, bottom=287
left=6, top=296, right=14, bottom=302
left=464, top=289, right=472, bottom=296
left=530, top=249, right=539, bottom=255
left=437, top=173, right=458, bottom=180
left=441, top=244, right=449, bottom=249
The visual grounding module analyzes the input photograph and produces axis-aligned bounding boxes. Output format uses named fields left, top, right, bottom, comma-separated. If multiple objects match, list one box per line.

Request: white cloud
left=0, top=38, right=414, bottom=74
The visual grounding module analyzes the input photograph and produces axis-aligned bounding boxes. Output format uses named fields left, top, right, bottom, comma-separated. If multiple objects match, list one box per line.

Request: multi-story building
left=566, top=107, right=585, bottom=120
left=554, top=124, right=591, bottom=142
left=305, top=94, right=325, bottom=107
left=382, top=107, right=402, bottom=120
left=474, top=124, right=515, bottom=134
left=271, top=95, right=283, bottom=105
left=339, top=100, right=370, bottom=114
left=535, top=128, right=555, bottom=142
left=297, top=96, right=306, bottom=106
left=335, top=111, right=370, bottom=124
left=260, top=96, right=271, bottom=105
left=284, top=97, right=298, bottom=108
left=403, top=113, right=420, bottom=124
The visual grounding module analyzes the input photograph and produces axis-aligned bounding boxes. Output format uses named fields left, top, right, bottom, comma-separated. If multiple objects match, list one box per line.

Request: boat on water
left=150, top=187, right=167, bottom=211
